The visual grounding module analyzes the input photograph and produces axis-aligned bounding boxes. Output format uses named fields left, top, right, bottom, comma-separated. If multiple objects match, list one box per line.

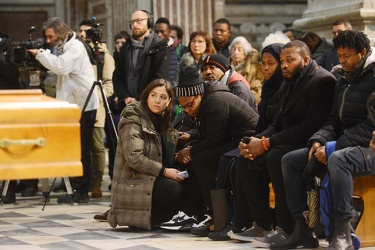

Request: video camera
left=11, top=26, right=44, bottom=63
left=85, top=17, right=103, bottom=43
left=0, top=26, right=46, bottom=89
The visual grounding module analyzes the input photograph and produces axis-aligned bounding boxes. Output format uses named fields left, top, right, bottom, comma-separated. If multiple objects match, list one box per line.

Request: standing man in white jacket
left=28, top=17, right=99, bottom=203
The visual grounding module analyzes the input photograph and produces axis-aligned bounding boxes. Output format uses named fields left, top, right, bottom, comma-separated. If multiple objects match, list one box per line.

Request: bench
left=353, top=175, right=375, bottom=247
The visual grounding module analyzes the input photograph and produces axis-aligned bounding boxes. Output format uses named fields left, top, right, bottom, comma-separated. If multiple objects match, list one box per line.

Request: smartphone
left=178, top=170, right=189, bottom=178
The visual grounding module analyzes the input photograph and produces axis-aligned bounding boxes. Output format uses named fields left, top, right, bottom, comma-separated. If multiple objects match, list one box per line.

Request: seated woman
left=228, top=36, right=263, bottom=104
left=107, top=79, right=185, bottom=230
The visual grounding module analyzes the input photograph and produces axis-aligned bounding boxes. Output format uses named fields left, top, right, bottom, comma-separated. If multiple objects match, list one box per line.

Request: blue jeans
left=282, top=146, right=375, bottom=223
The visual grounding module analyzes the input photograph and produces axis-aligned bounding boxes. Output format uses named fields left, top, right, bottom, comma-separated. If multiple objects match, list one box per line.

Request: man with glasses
left=160, top=66, right=259, bottom=236
left=112, top=10, right=170, bottom=111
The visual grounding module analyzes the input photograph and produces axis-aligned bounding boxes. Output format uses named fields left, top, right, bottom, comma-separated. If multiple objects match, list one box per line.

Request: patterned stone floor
left=0, top=175, right=369, bottom=250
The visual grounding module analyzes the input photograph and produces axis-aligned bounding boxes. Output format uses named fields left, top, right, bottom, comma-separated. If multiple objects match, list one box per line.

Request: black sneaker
left=160, top=211, right=198, bottom=231
left=57, top=191, right=89, bottom=204
left=208, top=222, right=247, bottom=241
left=191, top=214, right=214, bottom=237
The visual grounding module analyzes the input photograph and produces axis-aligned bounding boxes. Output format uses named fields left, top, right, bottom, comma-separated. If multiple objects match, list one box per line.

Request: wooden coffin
left=0, top=89, right=82, bottom=180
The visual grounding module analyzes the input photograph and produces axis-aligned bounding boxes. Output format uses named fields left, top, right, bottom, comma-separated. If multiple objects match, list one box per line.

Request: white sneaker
left=160, top=211, right=198, bottom=231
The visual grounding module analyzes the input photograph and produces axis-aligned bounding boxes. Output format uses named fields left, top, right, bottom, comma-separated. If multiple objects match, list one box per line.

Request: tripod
left=41, top=42, right=118, bottom=209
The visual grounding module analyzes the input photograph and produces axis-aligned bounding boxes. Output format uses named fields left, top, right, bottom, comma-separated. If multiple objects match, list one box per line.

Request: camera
left=85, top=17, right=103, bottom=43
left=0, top=26, right=46, bottom=89
left=10, top=26, right=44, bottom=63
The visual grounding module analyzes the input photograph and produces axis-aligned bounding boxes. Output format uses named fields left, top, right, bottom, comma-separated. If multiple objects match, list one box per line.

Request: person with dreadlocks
left=273, top=30, right=375, bottom=249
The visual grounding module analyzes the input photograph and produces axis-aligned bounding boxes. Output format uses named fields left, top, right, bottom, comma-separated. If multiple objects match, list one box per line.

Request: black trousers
left=72, top=110, right=96, bottom=193
left=239, top=144, right=301, bottom=233
left=191, top=139, right=241, bottom=216
left=152, top=176, right=182, bottom=224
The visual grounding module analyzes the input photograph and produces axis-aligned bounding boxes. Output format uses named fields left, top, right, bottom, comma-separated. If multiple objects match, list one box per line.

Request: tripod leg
left=82, top=81, right=98, bottom=113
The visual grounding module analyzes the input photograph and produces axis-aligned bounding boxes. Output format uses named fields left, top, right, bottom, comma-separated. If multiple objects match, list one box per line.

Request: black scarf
left=256, top=43, right=284, bottom=134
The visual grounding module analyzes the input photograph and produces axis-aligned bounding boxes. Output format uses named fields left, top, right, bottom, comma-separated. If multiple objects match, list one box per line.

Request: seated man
left=276, top=30, right=375, bottom=249
left=201, top=53, right=257, bottom=111
left=160, top=66, right=259, bottom=235
left=238, top=40, right=336, bottom=248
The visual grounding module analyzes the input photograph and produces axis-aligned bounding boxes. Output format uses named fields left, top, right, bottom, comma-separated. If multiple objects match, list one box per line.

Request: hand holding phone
left=178, top=170, right=189, bottom=178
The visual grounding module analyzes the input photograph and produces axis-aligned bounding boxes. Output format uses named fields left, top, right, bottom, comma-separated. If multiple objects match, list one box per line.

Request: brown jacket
left=108, top=102, right=177, bottom=230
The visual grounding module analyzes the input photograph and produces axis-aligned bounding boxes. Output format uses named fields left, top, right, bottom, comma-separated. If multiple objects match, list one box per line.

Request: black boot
left=270, top=217, right=319, bottom=249
left=327, top=221, right=354, bottom=250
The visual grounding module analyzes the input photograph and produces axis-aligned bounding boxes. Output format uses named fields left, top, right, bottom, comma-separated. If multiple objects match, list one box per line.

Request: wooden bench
left=353, top=175, right=375, bottom=247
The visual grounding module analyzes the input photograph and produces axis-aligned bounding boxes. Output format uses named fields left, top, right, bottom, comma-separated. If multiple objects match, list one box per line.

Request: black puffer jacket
left=190, top=82, right=259, bottom=156
left=309, top=48, right=375, bottom=149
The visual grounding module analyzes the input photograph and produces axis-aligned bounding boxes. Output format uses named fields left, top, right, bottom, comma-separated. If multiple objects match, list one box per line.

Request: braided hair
left=333, top=30, right=370, bottom=53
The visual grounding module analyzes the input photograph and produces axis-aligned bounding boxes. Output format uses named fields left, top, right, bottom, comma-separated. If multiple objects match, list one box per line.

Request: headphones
left=129, top=10, right=153, bottom=29
left=142, top=10, right=154, bottom=29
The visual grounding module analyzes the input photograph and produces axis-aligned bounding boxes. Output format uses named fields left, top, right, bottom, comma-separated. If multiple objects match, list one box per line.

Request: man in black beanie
left=160, top=65, right=259, bottom=236
left=201, top=54, right=257, bottom=111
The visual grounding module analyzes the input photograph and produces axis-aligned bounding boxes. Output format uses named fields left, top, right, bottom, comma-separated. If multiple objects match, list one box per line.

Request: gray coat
left=108, top=102, right=178, bottom=230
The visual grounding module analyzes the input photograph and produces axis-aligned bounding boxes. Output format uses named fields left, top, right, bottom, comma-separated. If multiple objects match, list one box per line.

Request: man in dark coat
left=112, top=10, right=170, bottom=111
left=238, top=40, right=336, bottom=248
left=160, top=66, right=259, bottom=234
left=276, top=30, right=375, bottom=249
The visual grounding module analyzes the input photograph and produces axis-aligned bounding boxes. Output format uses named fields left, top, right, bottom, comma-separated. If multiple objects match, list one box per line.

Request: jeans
left=282, top=146, right=375, bottom=223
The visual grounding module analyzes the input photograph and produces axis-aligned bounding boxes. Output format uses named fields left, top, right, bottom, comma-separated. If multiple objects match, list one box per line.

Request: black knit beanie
left=201, top=54, right=230, bottom=73
left=175, top=66, right=204, bottom=97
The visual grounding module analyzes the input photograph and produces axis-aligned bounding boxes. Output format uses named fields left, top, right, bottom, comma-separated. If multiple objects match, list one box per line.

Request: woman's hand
left=164, top=168, right=184, bottom=182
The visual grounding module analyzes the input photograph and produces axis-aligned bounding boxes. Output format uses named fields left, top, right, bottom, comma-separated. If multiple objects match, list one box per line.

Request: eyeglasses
left=180, top=96, right=197, bottom=111
left=191, top=40, right=205, bottom=45
left=129, top=18, right=148, bottom=26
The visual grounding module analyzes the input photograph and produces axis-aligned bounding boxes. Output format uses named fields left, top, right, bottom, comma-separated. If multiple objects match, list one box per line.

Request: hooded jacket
left=108, top=102, right=177, bottom=230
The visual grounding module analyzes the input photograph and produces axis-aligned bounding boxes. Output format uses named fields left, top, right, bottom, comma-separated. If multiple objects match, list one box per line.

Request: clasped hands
left=175, top=146, right=192, bottom=165
left=238, top=137, right=266, bottom=160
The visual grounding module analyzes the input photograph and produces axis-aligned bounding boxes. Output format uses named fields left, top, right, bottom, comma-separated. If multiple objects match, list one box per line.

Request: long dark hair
left=140, top=79, right=174, bottom=132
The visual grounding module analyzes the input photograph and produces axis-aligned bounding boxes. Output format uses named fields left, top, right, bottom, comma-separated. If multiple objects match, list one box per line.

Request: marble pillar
left=293, top=0, right=375, bottom=44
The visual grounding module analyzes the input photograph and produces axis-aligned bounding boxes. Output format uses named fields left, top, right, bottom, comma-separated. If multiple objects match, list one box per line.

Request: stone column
left=293, top=0, right=375, bottom=44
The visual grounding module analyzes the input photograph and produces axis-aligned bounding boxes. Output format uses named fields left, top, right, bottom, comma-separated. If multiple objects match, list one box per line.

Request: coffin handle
left=0, top=137, right=46, bottom=148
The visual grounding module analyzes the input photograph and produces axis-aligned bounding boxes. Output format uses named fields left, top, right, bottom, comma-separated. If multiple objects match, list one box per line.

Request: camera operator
left=0, top=33, right=20, bottom=89
left=28, top=17, right=99, bottom=204
left=78, top=19, right=115, bottom=198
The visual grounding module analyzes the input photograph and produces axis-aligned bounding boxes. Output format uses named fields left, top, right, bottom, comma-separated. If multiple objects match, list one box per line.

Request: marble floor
left=0, top=175, right=371, bottom=250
